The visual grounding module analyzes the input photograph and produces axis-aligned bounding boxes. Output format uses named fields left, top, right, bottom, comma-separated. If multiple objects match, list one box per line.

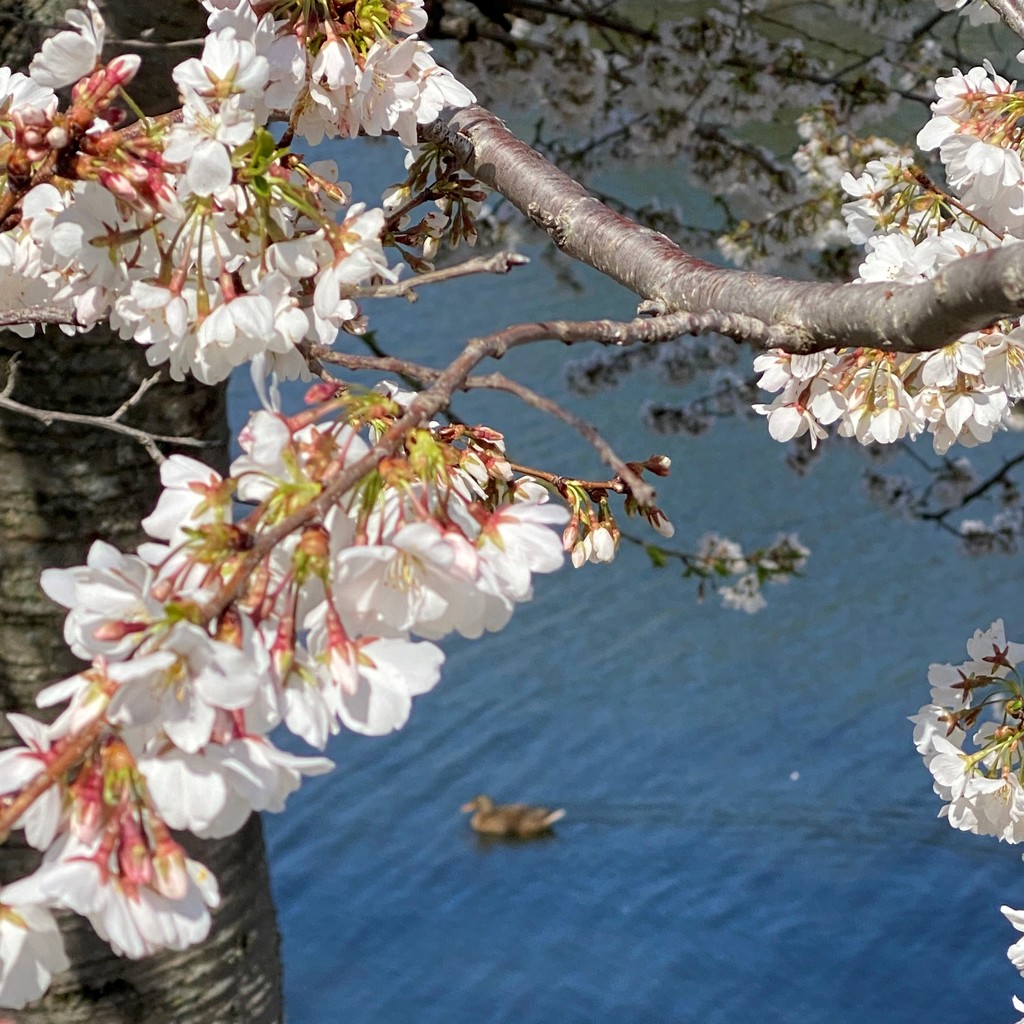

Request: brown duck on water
left=460, top=794, right=566, bottom=838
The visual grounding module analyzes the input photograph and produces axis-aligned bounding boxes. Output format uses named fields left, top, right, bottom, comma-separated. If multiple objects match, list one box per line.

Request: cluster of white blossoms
left=910, top=620, right=1024, bottom=1009
left=0, top=379, right=573, bottom=1005
left=0, top=0, right=573, bottom=1007
left=754, top=61, right=1024, bottom=456
left=0, top=0, right=474, bottom=383
left=689, top=533, right=809, bottom=614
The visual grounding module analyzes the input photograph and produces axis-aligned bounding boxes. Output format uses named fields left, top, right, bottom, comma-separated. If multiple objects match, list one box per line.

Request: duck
left=460, top=794, right=565, bottom=838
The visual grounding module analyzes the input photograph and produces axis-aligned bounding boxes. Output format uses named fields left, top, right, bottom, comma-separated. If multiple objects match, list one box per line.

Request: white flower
left=0, top=715, right=64, bottom=850
left=29, top=0, right=106, bottom=88
left=113, top=279, right=193, bottom=360
left=909, top=703, right=957, bottom=756
left=173, top=27, right=269, bottom=107
left=0, top=68, right=56, bottom=140
left=139, top=735, right=332, bottom=838
left=164, top=94, right=254, bottom=198
left=306, top=606, right=445, bottom=736
left=116, top=622, right=264, bottom=754
left=1008, top=907, right=1024, bottom=974
left=39, top=540, right=162, bottom=661
left=408, top=44, right=476, bottom=127
left=475, top=498, right=569, bottom=604
left=0, top=895, right=68, bottom=1009
left=3, top=835, right=219, bottom=959
left=919, top=337, right=986, bottom=387
left=753, top=400, right=828, bottom=448
left=719, top=572, right=766, bottom=613
left=352, top=39, right=420, bottom=141
left=141, top=454, right=229, bottom=547
left=194, top=292, right=276, bottom=384
left=332, top=521, right=482, bottom=639
left=313, top=205, right=398, bottom=325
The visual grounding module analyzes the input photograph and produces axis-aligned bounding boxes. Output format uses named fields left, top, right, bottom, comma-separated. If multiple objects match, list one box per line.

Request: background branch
left=0, top=358, right=215, bottom=463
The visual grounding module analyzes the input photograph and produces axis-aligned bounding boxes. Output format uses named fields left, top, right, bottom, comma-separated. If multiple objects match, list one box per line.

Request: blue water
left=228, top=135, right=1024, bottom=1023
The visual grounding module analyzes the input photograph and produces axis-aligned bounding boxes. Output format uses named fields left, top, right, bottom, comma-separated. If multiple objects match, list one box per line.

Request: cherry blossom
left=2, top=834, right=219, bottom=959
left=28, top=0, right=106, bottom=89
left=0, top=895, right=68, bottom=1009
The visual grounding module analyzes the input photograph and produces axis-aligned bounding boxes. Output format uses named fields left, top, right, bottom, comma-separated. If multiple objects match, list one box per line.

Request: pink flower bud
left=117, top=814, right=153, bottom=888
left=106, top=54, right=141, bottom=87
left=304, top=382, right=341, bottom=404
left=151, top=839, right=188, bottom=900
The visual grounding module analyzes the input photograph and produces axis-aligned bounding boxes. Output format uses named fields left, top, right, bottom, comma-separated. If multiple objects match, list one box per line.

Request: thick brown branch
left=425, top=105, right=1024, bottom=355
left=987, top=0, right=1024, bottom=40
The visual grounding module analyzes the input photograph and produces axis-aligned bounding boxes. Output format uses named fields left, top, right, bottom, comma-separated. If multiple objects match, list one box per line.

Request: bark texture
left=428, top=105, right=1024, bottom=354
left=0, top=4, right=284, bottom=1023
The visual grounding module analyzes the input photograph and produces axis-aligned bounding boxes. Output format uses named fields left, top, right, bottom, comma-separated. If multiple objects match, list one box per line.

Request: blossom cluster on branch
left=0, top=0, right=1023, bottom=1015
left=753, top=61, right=1024, bottom=456
left=0, top=0, right=695, bottom=1005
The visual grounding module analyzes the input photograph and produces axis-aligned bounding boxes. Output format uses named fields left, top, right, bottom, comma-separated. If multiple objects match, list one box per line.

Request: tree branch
left=466, top=369, right=649, bottom=500
left=424, top=105, right=1024, bottom=355
left=987, top=0, right=1024, bottom=41
left=0, top=304, right=78, bottom=328
left=0, top=358, right=216, bottom=463
left=352, top=250, right=529, bottom=299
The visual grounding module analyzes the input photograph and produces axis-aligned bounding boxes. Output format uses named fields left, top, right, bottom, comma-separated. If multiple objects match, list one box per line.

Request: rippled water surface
left=228, top=134, right=1024, bottom=1024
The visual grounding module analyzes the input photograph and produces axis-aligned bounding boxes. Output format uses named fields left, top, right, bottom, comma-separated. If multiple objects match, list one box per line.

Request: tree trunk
left=0, top=3, right=285, bottom=1021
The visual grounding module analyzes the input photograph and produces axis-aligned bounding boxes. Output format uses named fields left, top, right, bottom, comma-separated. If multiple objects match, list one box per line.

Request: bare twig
left=468, top=370, right=652, bottom=502
left=210, top=306, right=716, bottom=620
left=108, top=35, right=205, bottom=49
left=310, top=306, right=784, bottom=506
left=921, top=449, right=1024, bottom=522
left=352, top=251, right=530, bottom=300
left=0, top=358, right=216, bottom=464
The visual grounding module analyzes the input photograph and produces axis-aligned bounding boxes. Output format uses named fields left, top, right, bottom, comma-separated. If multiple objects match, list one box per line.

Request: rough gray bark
left=0, top=4, right=284, bottom=1022
left=428, top=105, right=1024, bottom=355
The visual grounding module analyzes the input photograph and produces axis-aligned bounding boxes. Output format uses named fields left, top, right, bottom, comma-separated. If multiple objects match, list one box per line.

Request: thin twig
left=0, top=357, right=217, bottom=464
left=469, top=370, right=652, bottom=503
left=351, top=251, right=530, bottom=300
left=108, top=35, right=205, bottom=49
left=921, top=449, right=1024, bottom=521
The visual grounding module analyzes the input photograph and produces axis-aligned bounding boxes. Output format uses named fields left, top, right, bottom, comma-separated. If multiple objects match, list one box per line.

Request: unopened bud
left=99, top=169, right=139, bottom=203
left=304, top=381, right=342, bottom=404
left=45, top=124, right=68, bottom=149
left=106, top=54, right=141, bottom=87
left=152, top=838, right=189, bottom=899
left=643, top=454, right=672, bottom=477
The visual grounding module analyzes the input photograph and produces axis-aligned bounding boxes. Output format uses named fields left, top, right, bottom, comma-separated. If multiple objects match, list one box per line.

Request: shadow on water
left=466, top=831, right=561, bottom=853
